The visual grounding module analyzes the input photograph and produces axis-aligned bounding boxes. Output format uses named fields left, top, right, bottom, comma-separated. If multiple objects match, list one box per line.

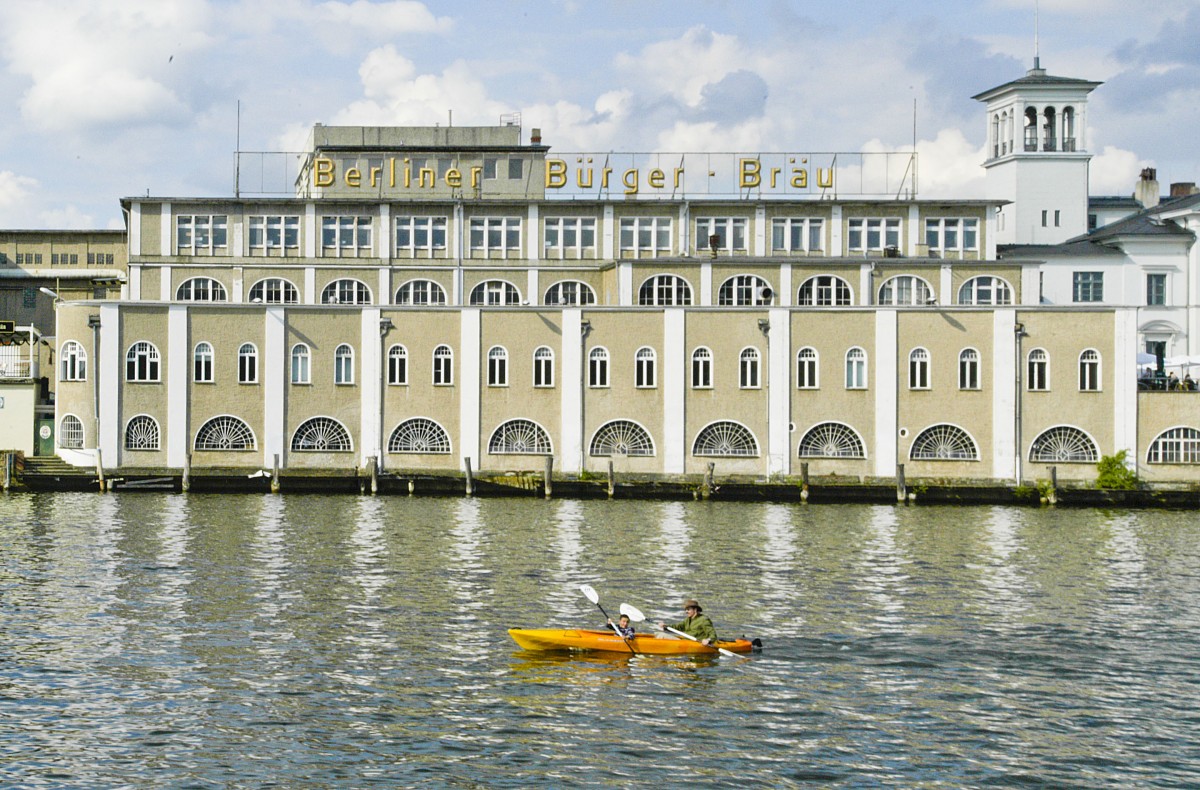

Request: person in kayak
left=607, top=613, right=635, bottom=638
left=658, top=599, right=717, bottom=645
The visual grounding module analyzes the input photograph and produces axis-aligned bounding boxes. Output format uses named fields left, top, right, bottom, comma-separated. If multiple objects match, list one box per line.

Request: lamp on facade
left=379, top=317, right=394, bottom=336
left=580, top=319, right=592, bottom=338
left=38, top=286, right=60, bottom=302
left=757, top=318, right=770, bottom=336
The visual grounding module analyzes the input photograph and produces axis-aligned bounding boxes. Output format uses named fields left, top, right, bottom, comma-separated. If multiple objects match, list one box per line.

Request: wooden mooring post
left=1048, top=466, right=1058, bottom=505
left=271, top=454, right=281, bottom=494
left=607, top=460, right=615, bottom=498
left=3, top=452, right=11, bottom=492
left=95, top=448, right=107, bottom=493
left=800, top=462, right=809, bottom=502
left=896, top=463, right=906, bottom=502
left=543, top=456, right=553, bottom=499
left=182, top=453, right=191, bottom=492
left=464, top=457, right=474, bottom=497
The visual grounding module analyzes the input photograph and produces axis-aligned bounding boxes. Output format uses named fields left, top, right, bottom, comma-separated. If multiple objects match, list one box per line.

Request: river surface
left=2, top=493, right=1199, bottom=788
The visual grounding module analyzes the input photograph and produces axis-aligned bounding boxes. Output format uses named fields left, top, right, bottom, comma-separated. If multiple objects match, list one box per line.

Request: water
left=3, top=493, right=1199, bottom=787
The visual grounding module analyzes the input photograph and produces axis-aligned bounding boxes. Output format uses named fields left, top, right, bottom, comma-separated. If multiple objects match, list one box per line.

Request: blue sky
left=1, top=0, right=1197, bottom=229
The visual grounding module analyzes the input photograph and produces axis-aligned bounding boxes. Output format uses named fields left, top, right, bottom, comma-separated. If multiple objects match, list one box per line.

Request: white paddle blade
left=619, top=603, right=645, bottom=621
left=579, top=584, right=599, bottom=604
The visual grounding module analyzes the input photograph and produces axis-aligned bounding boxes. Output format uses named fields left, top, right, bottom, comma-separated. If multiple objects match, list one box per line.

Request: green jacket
left=670, top=613, right=717, bottom=642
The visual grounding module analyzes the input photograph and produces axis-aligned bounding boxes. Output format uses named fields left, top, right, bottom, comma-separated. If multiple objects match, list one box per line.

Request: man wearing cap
left=658, top=599, right=718, bottom=646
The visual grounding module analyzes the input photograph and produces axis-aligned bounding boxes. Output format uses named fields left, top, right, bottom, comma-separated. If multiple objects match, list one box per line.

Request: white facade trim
left=560, top=308, right=583, bottom=473
left=129, top=202, right=142, bottom=256
left=98, top=303, right=121, bottom=468
left=700, top=261, right=712, bottom=306
left=874, top=309, right=898, bottom=476
left=459, top=309, right=481, bottom=470
left=992, top=308, right=1017, bottom=479
left=618, top=263, right=633, bottom=306
left=663, top=309, right=686, bottom=473
left=263, top=307, right=286, bottom=468
left=767, top=308, right=790, bottom=476
left=1114, top=307, right=1139, bottom=464
left=166, top=305, right=189, bottom=468
left=361, top=308, right=382, bottom=467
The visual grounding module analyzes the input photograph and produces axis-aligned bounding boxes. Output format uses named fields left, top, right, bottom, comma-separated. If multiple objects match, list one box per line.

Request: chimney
left=1134, top=167, right=1160, bottom=210
left=1170, top=182, right=1198, bottom=198
left=530, top=128, right=542, bottom=145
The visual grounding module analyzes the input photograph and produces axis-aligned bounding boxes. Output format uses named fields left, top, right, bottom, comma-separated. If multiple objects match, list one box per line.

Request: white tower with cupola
left=973, top=58, right=1101, bottom=245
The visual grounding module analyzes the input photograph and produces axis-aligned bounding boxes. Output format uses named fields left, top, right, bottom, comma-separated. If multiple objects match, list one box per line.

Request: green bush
left=1096, top=450, right=1138, bottom=490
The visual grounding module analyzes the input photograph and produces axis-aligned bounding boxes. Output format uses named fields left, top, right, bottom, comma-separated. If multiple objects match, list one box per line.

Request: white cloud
left=0, top=171, right=38, bottom=212
left=1089, top=145, right=1147, bottom=196
left=614, top=26, right=754, bottom=107
left=315, top=1, right=452, bottom=34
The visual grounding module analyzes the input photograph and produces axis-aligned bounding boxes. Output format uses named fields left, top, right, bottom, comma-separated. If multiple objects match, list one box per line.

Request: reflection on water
left=2, top=495, right=1200, bottom=786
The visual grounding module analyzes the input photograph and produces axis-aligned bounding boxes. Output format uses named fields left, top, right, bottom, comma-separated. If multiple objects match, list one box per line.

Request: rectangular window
left=1147, top=273, right=1167, bottom=306
left=618, top=217, right=672, bottom=257
left=847, top=218, right=900, bottom=251
left=483, top=158, right=497, bottom=179
left=177, top=215, right=229, bottom=255
left=773, top=218, right=826, bottom=253
left=543, top=217, right=597, bottom=258
left=1072, top=272, right=1104, bottom=303
left=508, top=158, right=524, bottom=180
left=321, top=216, right=373, bottom=256
left=1041, top=210, right=1049, bottom=227
left=695, top=217, right=747, bottom=253
left=1054, top=210, right=1061, bottom=227
left=469, top=217, right=522, bottom=257
left=249, top=216, right=300, bottom=255
left=395, top=216, right=448, bottom=256
left=924, top=218, right=979, bottom=252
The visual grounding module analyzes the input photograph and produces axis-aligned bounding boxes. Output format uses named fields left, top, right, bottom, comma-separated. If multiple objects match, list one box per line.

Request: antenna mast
left=1034, top=0, right=1041, bottom=70
left=235, top=100, right=241, bottom=198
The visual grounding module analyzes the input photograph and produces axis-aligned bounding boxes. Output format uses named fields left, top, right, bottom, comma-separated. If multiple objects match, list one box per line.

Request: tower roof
left=972, top=66, right=1101, bottom=103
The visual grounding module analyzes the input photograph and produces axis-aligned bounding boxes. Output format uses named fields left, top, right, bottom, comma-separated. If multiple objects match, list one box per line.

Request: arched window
left=691, top=347, right=713, bottom=389
left=59, top=414, right=84, bottom=449
left=1062, top=106, right=1076, bottom=150
left=693, top=421, right=759, bottom=457
left=638, top=275, right=692, bottom=306
left=797, top=275, right=852, bottom=306
left=845, top=347, right=867, bottom=389
left=194, top=342, right=214, bottom=383
left=533, top=346, right=554, bottom=388
left=590, top=420, right=655, bottom=457
left=388, top=418, right=451, bottom=454
left=125, top=341, right=161, bottom=382
left=388, top=345, right=408, bottom=385
left=1079, top=349, right=1101, bottom=391
left=291, top=344, right=310, bottom=384
left=589, top=347, right=609, bottom=388
left=395, top=279, right=447, bottom=306
left=1024, top=107, right=1038, bottom=150
left=124, top=415, right=160, bottom=450
left=1147, top=427, right=1200, bottom=464
left=488, top=419, right=552, bottom=454
left=1029, top=426, right=1098, bottom=463
left=910, top=424, right=979, bottom=460
left=1042, top=106, right=1057, bottom=151
left=487, top=346, right=508, bottom=387
left=635, top=347, right=656, bottom=388
left=334, top=344, right=354, bottom=385
left=958, top=276, right=1012, bottom=305
left=248, top=277, right=299, bottom=304
left=717, top=275, right=772, bottom=306
left=195, top=416, right=255, bottom=451
left=959, top=348, right=980, bottom=390
left=239, top=343, right=258, bottom=384
left=176, top=277, right=227, bottom=302
left=909, top=347, right=930, bottom=390
left=433, top=345, right=453, bottom=385
left=544, top=280, right=596, bottom=306
left=321, top=279, right=372, bottom=305
left=740, top=347, right=761, bottom=389
left=292, top=417, right=353, bottom=452
left=798, top=422, right=865, bottom=458
left=470, top=280, right=521, bottom=306
left=796, top=347, right=818, bottom=389
left=878, top=275, right=933, bottom=306
left=60, top=341, right=86, bottom=381
left=1027, top=348, right=1049, bottom=391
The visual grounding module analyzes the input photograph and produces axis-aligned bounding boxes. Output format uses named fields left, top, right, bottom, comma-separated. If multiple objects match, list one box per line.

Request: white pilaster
left=767, top=308, right=790, bottom=476
left=305, top=203, right=317, bottom=258
left=602, top=205, right=615, bottom=260
left=992, top=309, right=1017, bottom=479
left=460, top=309, right=481, bottom=470
left=754, top=204, right=767, bottom=257
left=663, top=309, right=686, bottom=473
left=166, top=305, right=189, bottom=468
left=97, top=303, right=121, bottom=468
left=527, top=270, right=539, bottom=305
left=1114, top=307, right=1139, bottom=466
left=779, top=264, right=792, bottom=307
left=263, top=307, right=286, bottom=468
left=830, top=205, right=843, bottom=257
left=379, top=204, right=391, bottom=263
left=527, top=204, right=540, bottom=261
left=874, top=309, right=898, bottom=477
left=940, top=264, right=953, bottom=305
left=160, top=265, right=172, bottom=302
left=560, top=308, right=583, bottom=473
left=304, top=267, right=316, bottom=305
left=700, top=261, right=712, bottom=306
left=361, top=308, right=382, bottom=467
left=129, top=202, right=142, bottom=256
left=618, top=262, right=633, bottom=306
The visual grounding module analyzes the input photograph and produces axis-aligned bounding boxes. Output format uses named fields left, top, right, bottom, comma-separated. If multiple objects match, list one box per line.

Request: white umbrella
left=1136, top=352, right=1158, bottom=366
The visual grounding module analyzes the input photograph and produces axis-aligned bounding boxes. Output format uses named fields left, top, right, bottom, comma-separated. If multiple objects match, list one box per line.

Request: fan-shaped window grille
left=1147, top=427, right=1200, bottom=464
left=798, top=275, right=852, bottom=306
left=910, top=424, right=978, bottom=460
left=395, top=279, right=447, bottom=306
left=321, top=279, right=371, bottom=305
left=195, top=416, right=256, bottom=451
left=248, top=278, right=299, bottom=304
left=59, top=414, right=84, bottom=449
left=590, top=420, right=655, bottom=457
left=717, top=274, right=772, bottom=306
left=798, top=422, right=865, bottom=459
left=488, top=419, right=552, bottom=454
left=544, top=280, right=596, bottom=306
left=470, top=280, right=521, bottom=306
left=1029, top=426, right=1098, bottom=463
left=693, top=421, right=759, bottom=457
left=638, top=274, right=692, bottom=306
left=291, top=417, right=353, bottom=452
left=176, top=277, right=228, bottom=302
left=388, top=418, right=451, bottom=454
left=125, top=415, right=160, bottom=450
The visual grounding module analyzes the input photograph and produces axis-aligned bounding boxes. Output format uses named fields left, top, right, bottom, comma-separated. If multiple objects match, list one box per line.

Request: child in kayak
left=607, top=614, right=635, bottom=638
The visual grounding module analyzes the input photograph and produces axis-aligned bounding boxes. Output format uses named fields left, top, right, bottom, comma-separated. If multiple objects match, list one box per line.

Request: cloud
left=1089, top=145, right=1147, bottom=196
left=614, top=26, right=752, bottom=107
left=0, top=171, right=38, bottom=212
left=315, top=0, right=452, bottom=34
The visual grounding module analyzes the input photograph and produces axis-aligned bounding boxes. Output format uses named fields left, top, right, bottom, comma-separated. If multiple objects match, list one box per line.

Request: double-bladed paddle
left=620, top=602, right=741, bottom=658
left=580, top=584, right=636, bottom=654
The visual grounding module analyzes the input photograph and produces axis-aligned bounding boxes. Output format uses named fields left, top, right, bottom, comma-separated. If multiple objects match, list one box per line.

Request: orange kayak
left=508, top=628, right=755, bottom=655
